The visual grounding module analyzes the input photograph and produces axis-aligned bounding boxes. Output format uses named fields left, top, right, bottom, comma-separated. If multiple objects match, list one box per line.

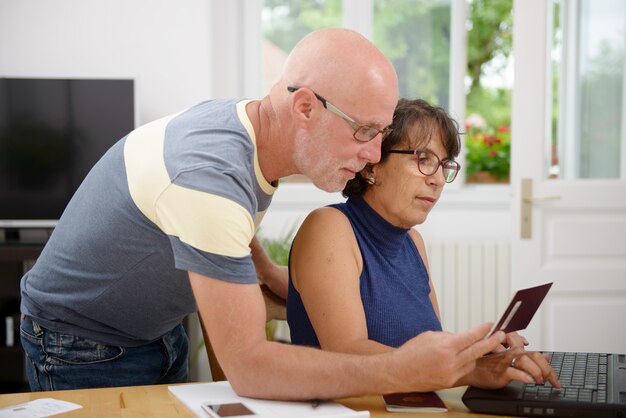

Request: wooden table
left=0, top=384, right=497, bottom=417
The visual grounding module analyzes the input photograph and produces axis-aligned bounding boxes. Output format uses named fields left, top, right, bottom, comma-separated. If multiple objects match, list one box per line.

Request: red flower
left=483, top=135, right=501, bottom=146
left=489, top=150, right=498, bottom=157
left=497, top=125, right=510, bottom=133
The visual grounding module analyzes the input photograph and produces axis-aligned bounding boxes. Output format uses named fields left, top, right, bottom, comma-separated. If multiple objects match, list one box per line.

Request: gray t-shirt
left=20, top=99, right=276, bottom=346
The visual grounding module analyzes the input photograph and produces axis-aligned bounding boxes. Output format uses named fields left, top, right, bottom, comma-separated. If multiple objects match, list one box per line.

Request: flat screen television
left=0, top=77, right=135, bottom=229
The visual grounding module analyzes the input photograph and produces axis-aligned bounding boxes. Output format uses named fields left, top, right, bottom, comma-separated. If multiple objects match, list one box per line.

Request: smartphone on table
left=201, top=402, right=257, bottom=418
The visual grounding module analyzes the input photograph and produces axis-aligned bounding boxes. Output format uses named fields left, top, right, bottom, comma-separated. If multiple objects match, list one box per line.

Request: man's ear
left=290, top=89, right=315, bottom=121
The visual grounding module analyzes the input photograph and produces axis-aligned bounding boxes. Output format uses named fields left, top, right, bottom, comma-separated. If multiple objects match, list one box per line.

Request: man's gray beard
left=293, top=143, right=347, bottom=192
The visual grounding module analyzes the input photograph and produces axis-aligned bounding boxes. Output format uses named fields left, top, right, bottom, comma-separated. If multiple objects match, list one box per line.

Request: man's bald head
left=278, top=28, right=398, bottom=111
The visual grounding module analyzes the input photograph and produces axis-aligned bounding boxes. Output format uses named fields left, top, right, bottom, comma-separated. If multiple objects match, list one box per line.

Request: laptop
left=462, top=350, right=626, bottom=417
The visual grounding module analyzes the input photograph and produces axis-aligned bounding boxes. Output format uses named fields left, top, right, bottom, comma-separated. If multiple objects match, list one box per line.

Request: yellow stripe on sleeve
left=156, top=184, right=255, bottom=258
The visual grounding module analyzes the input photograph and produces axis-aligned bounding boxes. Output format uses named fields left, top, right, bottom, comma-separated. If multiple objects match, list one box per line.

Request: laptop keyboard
left=522, top=352, right=609, bottom=403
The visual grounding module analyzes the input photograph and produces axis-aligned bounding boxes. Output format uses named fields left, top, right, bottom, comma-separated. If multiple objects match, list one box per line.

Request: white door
left=510, top=0, right=626, bottom=353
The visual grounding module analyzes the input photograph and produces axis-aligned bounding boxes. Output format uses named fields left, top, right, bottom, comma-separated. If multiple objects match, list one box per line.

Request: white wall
left=0, top=0, right=213, bottom=125
left=0, top=0, right=218, bottom=381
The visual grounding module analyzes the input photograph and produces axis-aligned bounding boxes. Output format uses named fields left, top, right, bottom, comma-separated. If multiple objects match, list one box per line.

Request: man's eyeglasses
left=388, top=148, right=461, bottom=183
left=287, top=86, right=391, bottom=143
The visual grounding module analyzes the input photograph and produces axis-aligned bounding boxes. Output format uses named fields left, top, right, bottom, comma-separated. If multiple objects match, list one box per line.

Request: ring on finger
left=511, top=357, right=517, bottom=368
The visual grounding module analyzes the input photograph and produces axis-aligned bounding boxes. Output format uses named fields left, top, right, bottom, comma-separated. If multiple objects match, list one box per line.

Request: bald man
left=20, top=28, right=506, bottom=397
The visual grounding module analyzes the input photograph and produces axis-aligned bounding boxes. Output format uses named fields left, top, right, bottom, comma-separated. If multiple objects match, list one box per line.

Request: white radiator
left=427, top=241, right=511, bottom=333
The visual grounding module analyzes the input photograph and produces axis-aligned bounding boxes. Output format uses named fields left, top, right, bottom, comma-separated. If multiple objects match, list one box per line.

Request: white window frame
left=556, top=0, right=582, bottom=180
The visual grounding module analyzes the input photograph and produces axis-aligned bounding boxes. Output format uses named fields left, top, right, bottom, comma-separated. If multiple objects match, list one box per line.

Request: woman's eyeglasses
left=387, top=148, right=460, bottom=183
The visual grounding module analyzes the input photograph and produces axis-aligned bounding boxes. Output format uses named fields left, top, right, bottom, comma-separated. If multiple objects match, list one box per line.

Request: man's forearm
left=227, top=327, right=508, bottom=400
left=227, top=340, right=399, bottom=400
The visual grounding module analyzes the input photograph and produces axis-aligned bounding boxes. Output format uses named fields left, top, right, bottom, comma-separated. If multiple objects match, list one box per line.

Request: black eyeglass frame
left=388, top=149, right=461, bottom=183
left=287, top=86, right=392, bottom=143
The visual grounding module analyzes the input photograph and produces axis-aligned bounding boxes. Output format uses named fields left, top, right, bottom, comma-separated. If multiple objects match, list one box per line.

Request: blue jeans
left=20, top=315, right=189, bottom=391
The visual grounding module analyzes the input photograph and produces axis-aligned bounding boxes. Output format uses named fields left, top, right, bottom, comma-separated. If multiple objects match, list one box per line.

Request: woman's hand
left=493, top=331, right=529, bottom=352
left=392, top=323, right=508, bottom=392
left=462, top=332, right=560, bottom=389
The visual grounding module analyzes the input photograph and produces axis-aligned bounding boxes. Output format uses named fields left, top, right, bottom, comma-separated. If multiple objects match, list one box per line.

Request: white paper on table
left=0, top=398, right=82, bottom=418
left=169, top=381, right=369, bottom=418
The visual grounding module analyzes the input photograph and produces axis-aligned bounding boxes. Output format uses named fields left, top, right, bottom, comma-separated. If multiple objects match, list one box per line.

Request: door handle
left=521, top=178, right=561, bottom=239
left=523, top=195, right=561, bottom=203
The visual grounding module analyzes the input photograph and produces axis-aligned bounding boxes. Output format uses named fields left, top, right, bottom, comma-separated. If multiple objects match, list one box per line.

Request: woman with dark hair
left=287, top=99, right=559, bottom=390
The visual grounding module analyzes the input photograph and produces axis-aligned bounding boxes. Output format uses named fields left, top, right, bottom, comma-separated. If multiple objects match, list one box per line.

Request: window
left=550, top=0, right=626, bottom=179
left=261, top=0, right=460, bottom=183
left=262, top=0, right=343, bottom=93
left=262, top=1, right=451, bottom=103
left=372, top=0, right=451, bottom=107
left=464, top=0, right=513, bottom=184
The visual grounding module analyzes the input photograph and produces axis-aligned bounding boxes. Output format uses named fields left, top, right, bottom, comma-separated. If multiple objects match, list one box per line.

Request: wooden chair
left=197, top=283, right=287, bottom=381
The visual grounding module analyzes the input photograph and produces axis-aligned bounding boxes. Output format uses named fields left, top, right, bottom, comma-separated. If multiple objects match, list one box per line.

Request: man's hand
left=392, top=323, right=507, bottom=392
left=259, top=263, right=288, bottom=300
left=250, top=236, right=288, bottom=299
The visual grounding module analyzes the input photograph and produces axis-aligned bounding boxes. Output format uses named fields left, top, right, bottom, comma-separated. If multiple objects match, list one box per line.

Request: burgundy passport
left=383, top=391, right=447, bottom=413
left=487, top=282, right=553, bottom=337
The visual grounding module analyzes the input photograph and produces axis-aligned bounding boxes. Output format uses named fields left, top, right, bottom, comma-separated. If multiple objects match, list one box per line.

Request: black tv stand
left=1, top=227, right=51, bottom=246
left=3, top=228, right=20, bottom=244
left=0, top=240, right=46, bottom=393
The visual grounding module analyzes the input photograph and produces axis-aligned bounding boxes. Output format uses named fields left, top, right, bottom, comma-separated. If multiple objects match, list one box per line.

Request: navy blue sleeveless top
left=287, top=196, right=442, bottom=348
